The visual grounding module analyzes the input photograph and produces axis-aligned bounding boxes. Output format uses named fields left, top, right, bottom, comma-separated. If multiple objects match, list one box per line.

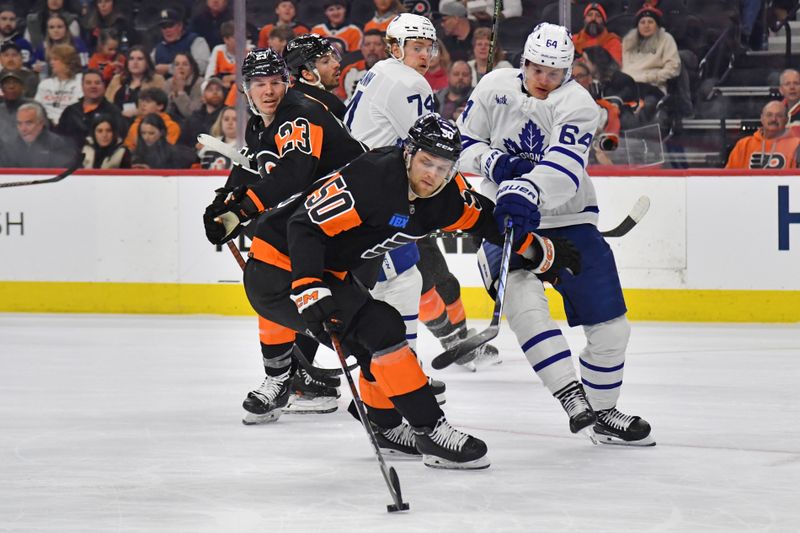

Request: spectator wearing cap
left=152, top=8, right=211, bottom=78
left=337, top=28, right=386, bottom=100
left=34, top=43, right=82, bottom=126
left=621, top=7, right=680, bottom=100
left=363, top=0, right=403, bottom=33
left=0, top=5, right=34, bottom=67
left=311, top=0, right=363, bottom=52
left=1, top=40, right=38, bottom=97
left=257, top=0, right=309, bottom=48
left=190, top=0, right=233, bottom=49
left=778, top=68, right=800, bottom=134
left=177, top=76, right=225, bottom=147
left=0, top=101, right=76, bottom=167
left=435, top=59, right=471, bottom=122
left=726, top=100, right=800, bottom=169
left=124, top=87, right=181, bottom=150
left=56, top=69, right=124, bottom=146
left=205, top=20, right=238, bottom=88
left=573, top=3, right=622, bottom=66
left=167, top=51, right=203, bottom=122
left=436, top=1, right=477, bottom=63
left=0, top=70, right=33, bottom=142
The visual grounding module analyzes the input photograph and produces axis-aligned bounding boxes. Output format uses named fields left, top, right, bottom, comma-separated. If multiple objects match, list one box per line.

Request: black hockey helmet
left=241, top=47, right=289, bottom=82
left=284, top=34, right=340, bottom=78
left=405, top=113, right=462, bottom=162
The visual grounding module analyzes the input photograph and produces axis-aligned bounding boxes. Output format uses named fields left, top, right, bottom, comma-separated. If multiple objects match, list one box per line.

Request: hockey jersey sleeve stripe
left=246, top=189, right=266, bottom=213
left=441, top=201, right=481, bottom=232
left=581, top=205, right=599, bottom=213
left=460, top=135, right=483, bottom=150
left=291, top=277, right=323, bottom=289
left=317, top=203, right=363, bottom=237
left=250, top=237, right=292, bottom=271
left=548, top=146, right=586, bottom=169
left=536, top=160, right=580, bottom=189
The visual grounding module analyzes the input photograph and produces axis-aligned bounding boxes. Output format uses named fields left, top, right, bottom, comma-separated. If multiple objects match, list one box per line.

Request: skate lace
left=599, top=408, right=635, bottom=431
left=558, top=384, right=591, bottom=417
left=253, top=371, right=290, bottom=403
left=383, top=423, right=416, bottom=447
left=300, top=368, right=325, bottom=387
left=430, top=417, right=469, bottom=451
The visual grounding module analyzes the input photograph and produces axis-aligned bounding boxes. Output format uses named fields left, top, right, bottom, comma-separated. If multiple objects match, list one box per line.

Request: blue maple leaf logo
left=502, top=121, right=545, bottom=163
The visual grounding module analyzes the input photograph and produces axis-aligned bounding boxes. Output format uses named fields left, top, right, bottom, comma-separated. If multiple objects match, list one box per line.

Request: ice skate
left=594, top=408, right=656, bottom=446
left=283, top=368, right=339, bottom=414
left=376, top=422, right=421, bottom=458
left=554, top=381, right=598, bottom=443
left=441, top=327, right=500, bottom=371
left=413, top=416, right=490, bottom=470
left=241, top=370, right=292, bottom=425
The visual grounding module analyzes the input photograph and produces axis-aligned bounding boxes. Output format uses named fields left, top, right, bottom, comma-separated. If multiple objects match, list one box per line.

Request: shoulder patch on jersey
left=503, top=120, right=546, bottom=164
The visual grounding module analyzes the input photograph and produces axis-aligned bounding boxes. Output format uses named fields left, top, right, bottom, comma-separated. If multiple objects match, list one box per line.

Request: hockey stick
left=600, top=195, right=650, bottom=238
left=485, top=0, right=502, bottom=73
left=224, top=240, right=358, bottom=378
left=428, top=195, right=651, bottom=241
left=197, top=133, right=250, bottom=167
left=431, top=221, right=514, bottom=370
left=0, top=160, right=81, bottom=189
left=327, top=329, right=410, bottom=513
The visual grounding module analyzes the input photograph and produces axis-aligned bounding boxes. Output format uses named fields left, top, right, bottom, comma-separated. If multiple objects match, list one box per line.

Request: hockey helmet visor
left=285, top=34, right=341, bottom=78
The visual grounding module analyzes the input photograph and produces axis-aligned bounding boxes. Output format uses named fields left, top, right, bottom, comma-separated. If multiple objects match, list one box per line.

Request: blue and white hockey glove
left=291, top=280, right=346, bottom=340
left=481, top=149, right=535, bottom=184
left=493, top=177, right=541, bottom=242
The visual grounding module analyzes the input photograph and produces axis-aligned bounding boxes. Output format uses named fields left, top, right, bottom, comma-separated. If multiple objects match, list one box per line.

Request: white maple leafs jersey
left=343, top=58, right=435, bottom=148
left=457, top=68, right=601, bottom=229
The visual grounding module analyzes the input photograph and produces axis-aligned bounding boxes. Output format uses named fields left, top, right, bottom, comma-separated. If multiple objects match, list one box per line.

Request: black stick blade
left=386, top=467, right=410, bottom=513
left=431, top=326, right=500, bottom=370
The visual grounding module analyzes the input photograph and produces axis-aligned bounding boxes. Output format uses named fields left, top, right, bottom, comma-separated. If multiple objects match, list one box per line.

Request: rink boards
left=0, top=168, right=798, bottom=321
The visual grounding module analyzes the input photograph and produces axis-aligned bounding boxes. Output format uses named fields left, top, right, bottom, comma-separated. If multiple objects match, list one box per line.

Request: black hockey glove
left=291, top=280, right=346, bottom=341
left=523, top=234, right=582, bottom=286
left=202, top=186, right=260, bottom=245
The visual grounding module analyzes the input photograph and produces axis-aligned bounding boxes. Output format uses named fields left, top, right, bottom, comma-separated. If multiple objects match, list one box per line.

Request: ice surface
left=1, top=314, right=799, bottom=532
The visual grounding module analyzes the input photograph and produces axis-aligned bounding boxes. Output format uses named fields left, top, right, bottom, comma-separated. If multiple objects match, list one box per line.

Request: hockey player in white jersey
left=457, top=22, right=654, bottom=445
left=344, top=13, right=499, bottom=372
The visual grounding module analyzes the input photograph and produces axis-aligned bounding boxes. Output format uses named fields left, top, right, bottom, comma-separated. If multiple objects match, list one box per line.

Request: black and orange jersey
left=248, top=147, right=502, bottom=288
left=291, top=81, right=347, bottom=121
left=225, top=89, right=366, bottom=210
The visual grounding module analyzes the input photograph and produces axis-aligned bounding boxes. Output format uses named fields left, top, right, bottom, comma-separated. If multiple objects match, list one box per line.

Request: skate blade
left=242, top=410, right=282, bottom=425
left=283, top=396, right=338, bottom=415
left=380, top=449, right=423, bottom=460
left=579, top=427, right=598, bottom=445
left=594, top=431, right=656, bottom=447
left=422, top=454, right=491, bottom=470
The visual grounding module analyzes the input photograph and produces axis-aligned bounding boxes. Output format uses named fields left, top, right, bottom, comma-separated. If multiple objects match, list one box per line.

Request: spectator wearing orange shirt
left=726, top=100, right=800, bottom=169
left=124, top=87, right=181, bottom=150
left=311, top=0, right=363, bottom=52
left=573, top=3, right=622, bottom=66
left=363, top=0, right=403, bottom=33
left=257, top=0, right=309, bottom=48
left=87, top=29, right=125, bottom=83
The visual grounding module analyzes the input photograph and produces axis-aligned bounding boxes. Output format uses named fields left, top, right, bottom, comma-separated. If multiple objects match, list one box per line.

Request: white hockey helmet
left=522, top=22, right=575, bottom=85
left=386, top=13, right=438, bottom=60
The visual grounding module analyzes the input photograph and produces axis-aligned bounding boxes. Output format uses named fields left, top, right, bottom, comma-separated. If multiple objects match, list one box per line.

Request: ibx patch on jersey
left=388, top=213, right=409, bottom=228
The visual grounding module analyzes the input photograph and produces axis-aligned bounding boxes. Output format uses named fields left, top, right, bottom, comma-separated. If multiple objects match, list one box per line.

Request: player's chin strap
left=299, top=66, right=325, bottom=90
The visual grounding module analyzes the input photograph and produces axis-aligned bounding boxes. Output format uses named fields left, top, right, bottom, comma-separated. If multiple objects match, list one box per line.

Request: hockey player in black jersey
left=205, top=113, right=581, bottom=469
left=206, top=47, right=366, bottom=422
left=284, top=34, right=347, bottom=120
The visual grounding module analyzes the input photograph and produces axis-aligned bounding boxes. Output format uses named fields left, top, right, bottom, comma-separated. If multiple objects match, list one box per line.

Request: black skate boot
left=594, top=408, right=655, bottom=446
left=554, top=381, right=598, bottom=441
left=242, top=370, right=292, bottom=425
left=345, top=401, right=421, bottom=458
left=413, top=416, right=490, bottom=470
left=284, top=368, right=339, bottom=414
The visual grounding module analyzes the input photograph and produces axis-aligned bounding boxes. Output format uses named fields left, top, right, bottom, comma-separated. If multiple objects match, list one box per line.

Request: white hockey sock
left=579, top=316, right=630, bottom=411
left=505, top=270, right=577, bottom=394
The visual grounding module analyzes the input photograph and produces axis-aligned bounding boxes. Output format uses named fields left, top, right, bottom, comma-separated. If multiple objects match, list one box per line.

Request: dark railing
left=770, top=1, right=800, bottom=66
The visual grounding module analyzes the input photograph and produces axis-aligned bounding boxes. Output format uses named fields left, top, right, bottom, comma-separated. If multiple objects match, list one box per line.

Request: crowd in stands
left=0, top=0, right=798, bottom=170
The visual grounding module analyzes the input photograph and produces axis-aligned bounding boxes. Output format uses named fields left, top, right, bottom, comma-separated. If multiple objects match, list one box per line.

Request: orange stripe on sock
left=446, top=298, right=466, bottom=325
left=419, top=287, right=446, bottom=322
left=258, top=315, right=297, bottom=345
left=370, top=344, right=428, bottom=398
left=359, top=374, right=394, bottom=409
